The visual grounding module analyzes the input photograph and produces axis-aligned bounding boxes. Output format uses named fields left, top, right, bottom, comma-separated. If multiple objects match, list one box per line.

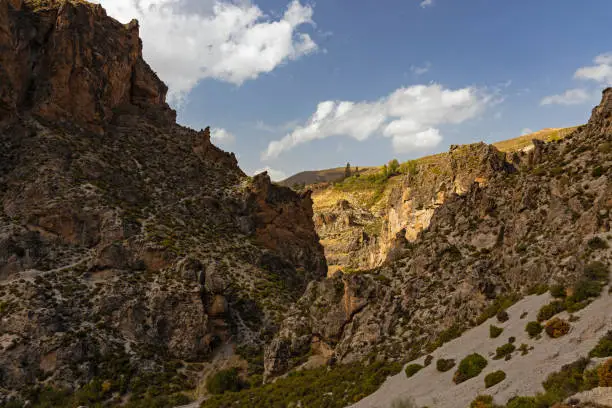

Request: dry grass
left=492, top=127, right=578, bottom=152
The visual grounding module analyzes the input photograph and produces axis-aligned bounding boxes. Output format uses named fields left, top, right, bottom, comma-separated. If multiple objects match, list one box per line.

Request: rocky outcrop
left=244, top=172, right=327, bottom=283
left=0, top=0, right=326, bottom=400
left=0, top=0, right=174, bottom=129
left=264, top=89, right=612, bottom=378
left=314, top=142, right=516, bottom=272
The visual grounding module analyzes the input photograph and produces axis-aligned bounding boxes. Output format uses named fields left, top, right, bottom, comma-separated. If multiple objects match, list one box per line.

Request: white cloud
left=392, top=128, right=442, bottom=152
left=521, top=128, right=533, bottom=135
left=541, top=52, right=611, bottom=108
left=210, top=127, right=236, bottom=146
left=253, top=166, right=287, bottom=181
left=540, top=88, right=591, bottom=106
left=574, top=53, right=612, bottom=85
left=94, top=0, right=318, bottom=102
left=410, top=62, right=431, bottom=76
left=420, top=0, right=434, bottom=7
left=262, top=84, right=494, bottom=159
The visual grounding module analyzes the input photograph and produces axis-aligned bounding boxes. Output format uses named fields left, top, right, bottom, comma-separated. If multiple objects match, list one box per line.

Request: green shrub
left=592, top=166, right=604, bottom=177
left=589, top=331, right=612, bottom=358
left=436, top=358, right=456, bottom=372
left=454, top=353, right=488, bottom=384
left=550, top=284, right=566, bottom=298
left=545, top=318, right=570, bottom=338
left=428, top=325, right=465, bottom=351
left=496, top=310, right=509, bottom=323
left=494, top=343, right=516, bottom=360
left=542, top=358, right=591, bottom=401
left=484, top=370, right=506, bottom=388
left=587, top=237, right=609, bottom=250
left=206, top=368, right=243, bottom=395
left=528, top=284, right=549, bottom=295
left=537, top=300, right=565, bottom=322
left=571, top=280, right=602, bottom=303
left=424, top=355, right=433, bottom=366
left=202, top=361, right=402, bottom=408
left=470, top=395, right=500, bottom=408
left=489, top=325, right=503, bottom=339
left=476, top=293, right=521, bottom=324
left=404, top=364, right=423, bottom=378
left=584, top=261, right=609, bottom=281
left=525, top=321, right=543, bottom=338
left=506, top=396, right=538, bottom=408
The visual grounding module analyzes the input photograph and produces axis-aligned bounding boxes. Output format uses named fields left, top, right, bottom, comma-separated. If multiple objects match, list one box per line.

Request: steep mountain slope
left=352, top=285, right=611, bottom=408
left=310, top=127, right=578, bottom=274
left=263, top=89, right=612, bottom=383
left=0, top=0, right=326, bottom=405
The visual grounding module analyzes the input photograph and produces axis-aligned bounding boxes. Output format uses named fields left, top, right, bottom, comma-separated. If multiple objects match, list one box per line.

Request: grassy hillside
left=282, top=126, right=579, bottom=192
left=492, top=127, right=579, bottom=152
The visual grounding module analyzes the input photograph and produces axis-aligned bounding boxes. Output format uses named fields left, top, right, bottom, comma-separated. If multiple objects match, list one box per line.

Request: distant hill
left=279, top=127, right=579, bottom=188
left=279, top=166, right=377, bottom=187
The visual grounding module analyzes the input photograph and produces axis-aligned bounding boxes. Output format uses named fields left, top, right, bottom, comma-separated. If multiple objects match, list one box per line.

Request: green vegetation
left=404, top=363, right=424, bottom=378
left=453, top=353, right=488, bottom=384
left=206, top=368, right=244, bottom=395
left=494, top=343, right=516, bottom=360
left=535, top=261, right=609, bottom=323
left=470, top=395, right=502, bottom=408
left=427, top=324, right=465, bottom=352
left=537, top=300, right=565, bottom=322
left=489, top=325, right=503, bottom=339
left=549, top=284, right=566, bottom=298
left=202, top=361, right=402, bottom=408
left=525, top=321, right=543, bottom=338
left=399, top=160, right=418, bottom=176
left=599, top=358, right=612, bottom=386
left=436, top=358, right=456, bottom=372
left=496, top=310, right=509, bottom=323
left=476, top=293, right=521, bottom=325
left=10, top=350, right=194, bottom=408
left=589, top=331, right=612, bottom=358
left=591, top=166, right=604, bottom=177
left=498, top=356, right=605, bottom=408
left=506, top=396, right=538, bottom=408
left=584, top=261, right=609, bottom=281
left=544, top=318, right=570, bottom=338
left=484, top=371, right=506, bottom=388
left=587, top=236, right=608, bottom=250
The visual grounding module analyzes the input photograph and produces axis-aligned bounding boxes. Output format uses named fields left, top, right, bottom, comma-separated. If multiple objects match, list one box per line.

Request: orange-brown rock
left=0, top=0, right=174, bottom=128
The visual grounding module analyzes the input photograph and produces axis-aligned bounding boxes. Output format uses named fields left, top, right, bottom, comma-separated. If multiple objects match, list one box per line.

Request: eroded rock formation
left=264, top=89, right=612, bottom=378
left=0, top=0, right=326, bottom=399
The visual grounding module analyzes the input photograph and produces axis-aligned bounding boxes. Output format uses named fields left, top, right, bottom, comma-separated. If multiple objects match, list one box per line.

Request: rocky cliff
left=264, top=90, right=611, bottom=379
left=0, top=0, right=326, bottom=403
left=313, top=128, right=576, bottom=274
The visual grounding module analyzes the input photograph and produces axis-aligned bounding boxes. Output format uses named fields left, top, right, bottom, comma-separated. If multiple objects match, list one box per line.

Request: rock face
left=264, top=89, right=612, bottom=378
left=314, top=143, right=515, bottom=272
left=0, top=0, right=173, bottom=130
left=0, top=0, right=326, bottom=399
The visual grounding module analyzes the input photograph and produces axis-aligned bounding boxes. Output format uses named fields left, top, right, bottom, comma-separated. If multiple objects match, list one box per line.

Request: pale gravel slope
left=351, top=280, right=612, bottom=408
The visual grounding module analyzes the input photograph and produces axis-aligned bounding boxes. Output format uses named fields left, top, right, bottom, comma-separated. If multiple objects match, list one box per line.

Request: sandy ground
left=351, top=281, right=612, bottom=408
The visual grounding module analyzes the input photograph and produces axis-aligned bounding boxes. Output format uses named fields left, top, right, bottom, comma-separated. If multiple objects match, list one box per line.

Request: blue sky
left=97, top=0, right=612, bottom=180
